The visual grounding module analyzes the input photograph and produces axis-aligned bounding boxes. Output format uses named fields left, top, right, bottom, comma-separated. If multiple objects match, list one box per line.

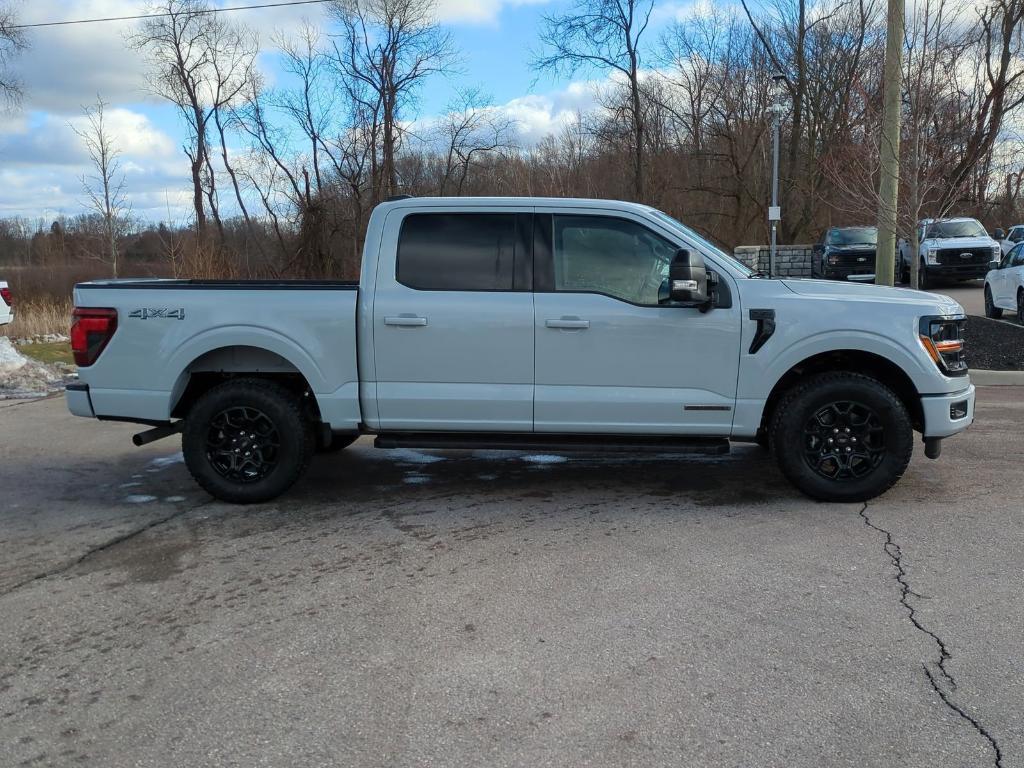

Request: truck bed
left=71, top=280, right=361, bottom=430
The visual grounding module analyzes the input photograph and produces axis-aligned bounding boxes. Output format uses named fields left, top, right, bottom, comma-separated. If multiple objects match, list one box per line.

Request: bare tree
left=131, top=0, right=256, bottom=238
left=71, top=97, right=130, bottom=278
left=328, top=0, right=455, bottom=202
left=534, top=0, right=653, bottom=200
left=0, top=2, right=27, bottom=107
left=437, top=88, right=517, bottom=195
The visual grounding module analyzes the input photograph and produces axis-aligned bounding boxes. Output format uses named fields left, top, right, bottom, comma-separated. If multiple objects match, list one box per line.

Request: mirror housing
left=994, top=228, right=1006, bottom=240
left=669, top=249, right=710, bottom=308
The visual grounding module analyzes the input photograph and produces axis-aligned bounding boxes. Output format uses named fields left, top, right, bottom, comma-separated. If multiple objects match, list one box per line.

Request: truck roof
left=379, top=196, right=659, bottom=215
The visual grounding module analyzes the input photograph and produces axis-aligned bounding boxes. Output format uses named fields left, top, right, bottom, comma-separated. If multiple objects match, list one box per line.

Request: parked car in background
left=984, top=241, right=1024, bottom=323
left=994, top=224, right=1024, bottom=256
left=898, top=218, right=1000, bottom=288
left=811, top=226, right=879, bottom=281
left=0, top=281, right=12, bottom=326
left=67, top=196, right=975, bottom=505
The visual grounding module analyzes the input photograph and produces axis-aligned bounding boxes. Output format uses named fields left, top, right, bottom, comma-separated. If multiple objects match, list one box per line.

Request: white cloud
left=15, top=1, right=155, bottom=114
left=0, top=107, right=187, bottom=219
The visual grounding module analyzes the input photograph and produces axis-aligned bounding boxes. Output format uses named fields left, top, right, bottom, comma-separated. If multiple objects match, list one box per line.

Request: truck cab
left=67, top=197, right=976, bottom=505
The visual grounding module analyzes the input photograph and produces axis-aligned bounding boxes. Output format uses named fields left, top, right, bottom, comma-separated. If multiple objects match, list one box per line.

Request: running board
left=373, top=432, right=730, bottom=455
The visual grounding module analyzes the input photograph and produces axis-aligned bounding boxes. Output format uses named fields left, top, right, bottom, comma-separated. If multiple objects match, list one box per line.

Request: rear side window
left=397, top=213, right=516, bottom=291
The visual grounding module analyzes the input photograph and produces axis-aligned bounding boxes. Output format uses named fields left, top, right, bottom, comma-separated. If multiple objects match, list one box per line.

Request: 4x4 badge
left=129, top=308, right=185, bottom=320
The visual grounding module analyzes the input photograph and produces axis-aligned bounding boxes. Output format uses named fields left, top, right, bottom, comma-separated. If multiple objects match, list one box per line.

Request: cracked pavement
left=1, top=389, right=1021, bottom=767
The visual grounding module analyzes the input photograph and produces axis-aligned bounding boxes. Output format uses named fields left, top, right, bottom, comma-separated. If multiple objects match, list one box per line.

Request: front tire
left=769, top=372, right=914, bottom=503
left=1018, top=289, right=1024, bottom=325
left=183, top=378, right=315, bottom=504
left=985, top=285, right=1003, bottom=318
left=918, top=262, right=930, bottom=290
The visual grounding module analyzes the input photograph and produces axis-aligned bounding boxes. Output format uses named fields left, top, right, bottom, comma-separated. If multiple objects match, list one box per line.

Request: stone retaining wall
left=733, top=245, right=814, bottom=277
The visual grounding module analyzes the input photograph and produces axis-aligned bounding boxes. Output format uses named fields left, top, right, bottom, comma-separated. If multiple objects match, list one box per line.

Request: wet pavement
left=1, top=390, right=1021, bottom=768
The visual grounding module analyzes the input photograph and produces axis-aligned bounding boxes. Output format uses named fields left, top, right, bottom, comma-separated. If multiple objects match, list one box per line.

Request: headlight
left=922, top=246, right=938, bottom=265
left=919, top=316, right=967, bottom=375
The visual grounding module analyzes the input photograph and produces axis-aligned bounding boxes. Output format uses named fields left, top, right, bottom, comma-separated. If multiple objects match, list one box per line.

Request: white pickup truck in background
left=898, top=217, right=1001, bottom=288
left=67, top=197, right=975, bottom=504
left=0, top=280, right=12, bottom=326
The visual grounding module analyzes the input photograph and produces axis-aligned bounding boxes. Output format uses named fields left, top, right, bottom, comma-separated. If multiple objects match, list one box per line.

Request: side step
left=374, top=432, right=730, bottom=455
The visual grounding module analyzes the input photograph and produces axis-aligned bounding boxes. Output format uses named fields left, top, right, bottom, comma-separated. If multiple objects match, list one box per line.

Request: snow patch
left=148, top=452, right=185, bottom=469
left=123, top=495, right=158, bottom=504
left=163, top=496, right=186, bottom=503
left=521, top=454, right=568, bottom=464
left=386, top=449, right=445, bottom=464
left=0, top=337, right=73, bottom=399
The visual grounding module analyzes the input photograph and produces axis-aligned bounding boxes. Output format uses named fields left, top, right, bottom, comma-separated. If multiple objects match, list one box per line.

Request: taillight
left=0, top=287, right=10, bottom=306
left=71, top=307, right=118, bottom=366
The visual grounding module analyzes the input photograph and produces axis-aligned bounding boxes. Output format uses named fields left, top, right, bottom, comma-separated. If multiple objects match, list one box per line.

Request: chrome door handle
left=384, top=316, right=428, bottom=327
left=545, top=318, right=590, bottom=329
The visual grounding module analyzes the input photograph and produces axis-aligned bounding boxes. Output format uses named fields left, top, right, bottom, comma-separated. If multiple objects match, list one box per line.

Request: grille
left=831, top=248, right=875, bottom=268
left=935, top=247, right=992, bottom=265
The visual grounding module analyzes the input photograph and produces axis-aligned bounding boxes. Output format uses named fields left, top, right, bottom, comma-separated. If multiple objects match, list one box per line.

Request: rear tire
left=1018, top=289, right=1024, bottom=325
left=183, top=378, right=315, bottom=504
left=769, top=372, right=914, bottom=503
left=985, top=285, right=1003, bottom=318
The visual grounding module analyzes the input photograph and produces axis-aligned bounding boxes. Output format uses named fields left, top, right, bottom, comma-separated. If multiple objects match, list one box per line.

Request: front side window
left=1010, top=228, right=1024, bottom=243
left=1012, top=244, right=1024, bottom=267
left=397, top=213, right=516, bottom=291
left=553, top=215, right=676, bottom=305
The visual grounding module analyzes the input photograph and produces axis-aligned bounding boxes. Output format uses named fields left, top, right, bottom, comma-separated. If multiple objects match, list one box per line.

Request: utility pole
left=875, top=0, right=903, bottom=287
left=768, top=72, right=786, bottom=277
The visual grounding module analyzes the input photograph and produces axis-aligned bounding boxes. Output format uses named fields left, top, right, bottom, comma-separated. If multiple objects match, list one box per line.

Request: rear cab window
left=397, top=213, right=528, bottom=291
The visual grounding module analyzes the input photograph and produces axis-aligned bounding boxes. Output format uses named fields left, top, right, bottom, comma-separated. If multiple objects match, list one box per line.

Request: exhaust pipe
left=923, top=437, right=942, bottom=460
left=133, top=422, right=183, bottom=447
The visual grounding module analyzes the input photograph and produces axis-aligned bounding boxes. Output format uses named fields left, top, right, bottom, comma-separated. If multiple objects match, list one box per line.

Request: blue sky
left=0, top=0, right=698, bottom=221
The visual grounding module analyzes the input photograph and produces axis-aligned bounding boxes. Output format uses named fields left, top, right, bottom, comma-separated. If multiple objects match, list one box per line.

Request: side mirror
left=669, top=249, right=710, bottom=308
left=994, top=228, right=1006, bottom=240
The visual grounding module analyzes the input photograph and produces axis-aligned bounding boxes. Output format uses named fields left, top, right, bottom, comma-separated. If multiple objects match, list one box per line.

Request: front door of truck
left=532, top=211, right=742, bottom=434
left=372, top=208, right=535, bottom=431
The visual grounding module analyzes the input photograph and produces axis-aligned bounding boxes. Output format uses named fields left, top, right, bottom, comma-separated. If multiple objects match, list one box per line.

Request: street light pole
left=768, top=72, right=786, bottom=277
left=770, top=108, right=780, bottom=277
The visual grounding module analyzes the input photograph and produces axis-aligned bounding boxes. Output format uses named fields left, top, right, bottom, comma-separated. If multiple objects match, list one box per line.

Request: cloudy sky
left=0, top=0, right=707, bottom=223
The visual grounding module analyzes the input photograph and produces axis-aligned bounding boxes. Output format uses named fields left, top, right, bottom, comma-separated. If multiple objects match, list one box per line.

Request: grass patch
left=20, top=340, right=74, bottom=366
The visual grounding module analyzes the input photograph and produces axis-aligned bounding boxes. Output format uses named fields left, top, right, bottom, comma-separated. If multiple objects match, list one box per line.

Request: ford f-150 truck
left=67, top=197, right=975, bottom=504
left=898, top=217, right=1001, bottom=288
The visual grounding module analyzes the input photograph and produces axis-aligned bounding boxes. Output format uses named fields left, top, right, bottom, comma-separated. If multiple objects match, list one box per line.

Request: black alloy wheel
left=802, top=401, right=885, bottom=481
left=206, top=406, right=281, bottom=483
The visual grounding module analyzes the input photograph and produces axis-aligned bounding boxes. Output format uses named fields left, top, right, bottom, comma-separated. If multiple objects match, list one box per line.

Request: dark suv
left=812, top=227, right=879, bottom=281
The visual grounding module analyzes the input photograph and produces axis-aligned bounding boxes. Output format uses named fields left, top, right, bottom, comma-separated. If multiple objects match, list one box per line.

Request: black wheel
left=985, top=285, right=1003, bottom=318
left=1018, top=289, right=1024, bottom=325
left=900, top=256, right=909, bottom=284
left=183, top=378, right=315, bottom=504
left=317, top=432, right=358, bottom=453
left=918, top=263, right=929, bottom=290
left=769, top=372, right=913, bottom=502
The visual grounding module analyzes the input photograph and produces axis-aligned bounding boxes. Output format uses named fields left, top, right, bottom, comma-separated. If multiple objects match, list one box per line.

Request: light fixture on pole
left=768, top=71, right=787, bottom=278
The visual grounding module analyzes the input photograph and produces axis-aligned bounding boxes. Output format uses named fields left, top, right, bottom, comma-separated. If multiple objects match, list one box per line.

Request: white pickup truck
left=68, top=197, right=975, bottom=504
left=0, top=280, right=12, bottom=326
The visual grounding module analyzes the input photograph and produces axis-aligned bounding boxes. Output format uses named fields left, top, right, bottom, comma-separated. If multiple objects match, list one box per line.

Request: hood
left=781, top=279, right=964, bottom=314
left=923, top=235, right=998, bottom=249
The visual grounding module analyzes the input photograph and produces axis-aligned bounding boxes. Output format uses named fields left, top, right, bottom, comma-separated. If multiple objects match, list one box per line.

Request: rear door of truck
left=370, top=204, right=535, bottom=431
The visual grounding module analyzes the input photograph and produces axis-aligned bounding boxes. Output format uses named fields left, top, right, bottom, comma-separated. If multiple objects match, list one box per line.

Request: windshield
left=646, top=209, right=755, bottom=276
left=827, top=227, right=877, bottom=246
left=925, top=220, right=987, bottom=239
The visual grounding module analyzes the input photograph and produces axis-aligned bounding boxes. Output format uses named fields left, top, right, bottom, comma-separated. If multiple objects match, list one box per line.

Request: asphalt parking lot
left=1, top=390, right=1021, bottom=768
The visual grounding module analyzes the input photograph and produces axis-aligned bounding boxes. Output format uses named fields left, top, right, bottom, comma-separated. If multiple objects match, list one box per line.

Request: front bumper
left=920, top=384, right=975, bottom=438
left=66, top=382, right=95, bottom=418
left=924, top=264, right=989, bottom=280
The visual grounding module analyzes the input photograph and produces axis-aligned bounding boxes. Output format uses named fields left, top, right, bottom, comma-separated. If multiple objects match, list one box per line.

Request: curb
left=971, top=369, right=1024, bottom=386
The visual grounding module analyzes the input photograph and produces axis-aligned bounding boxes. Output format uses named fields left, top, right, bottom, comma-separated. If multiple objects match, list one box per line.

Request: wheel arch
left=169, top=345, right=321, bottom=421
left=757, top=349, right=923, bottom=439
